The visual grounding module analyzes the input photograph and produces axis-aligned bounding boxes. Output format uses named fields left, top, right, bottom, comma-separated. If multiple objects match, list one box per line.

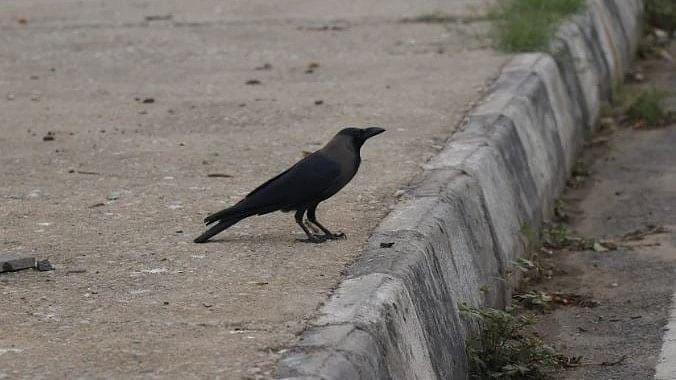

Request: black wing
left=242, top=152, right=342, bottom=213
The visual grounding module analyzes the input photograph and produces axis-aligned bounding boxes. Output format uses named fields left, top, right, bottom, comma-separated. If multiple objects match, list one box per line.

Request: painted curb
left=277, top=0, right=644, bottom=378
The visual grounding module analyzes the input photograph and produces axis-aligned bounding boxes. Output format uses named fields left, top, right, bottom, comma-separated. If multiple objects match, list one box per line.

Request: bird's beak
left=362, top=127, right=386, bottom=139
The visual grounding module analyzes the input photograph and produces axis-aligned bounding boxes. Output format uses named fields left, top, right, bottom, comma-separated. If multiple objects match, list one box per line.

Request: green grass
left=627, top=88, right=669, bottom=126
left=490, top=0, right=584, bottom=52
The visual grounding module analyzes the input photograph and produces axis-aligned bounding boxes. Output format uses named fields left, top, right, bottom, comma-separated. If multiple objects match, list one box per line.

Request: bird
left=194, top=127, right=385, bottom=243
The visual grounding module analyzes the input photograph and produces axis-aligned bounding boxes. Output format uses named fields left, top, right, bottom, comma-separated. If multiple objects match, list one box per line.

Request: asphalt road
left=531, top=41, right=676, bottom=380
left=0, top=1, right=505, bottom=378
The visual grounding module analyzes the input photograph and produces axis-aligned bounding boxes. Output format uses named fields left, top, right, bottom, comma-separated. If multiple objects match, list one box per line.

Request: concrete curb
left=277, top=0, right=644, bottom=378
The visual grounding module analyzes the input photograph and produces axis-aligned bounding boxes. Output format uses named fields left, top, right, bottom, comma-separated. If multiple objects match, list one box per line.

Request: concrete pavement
left=0, top=1, right=505, bottom=378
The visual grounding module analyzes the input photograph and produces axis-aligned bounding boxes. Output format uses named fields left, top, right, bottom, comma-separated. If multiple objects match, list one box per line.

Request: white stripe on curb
left=656, top=291, right=676, bottom=379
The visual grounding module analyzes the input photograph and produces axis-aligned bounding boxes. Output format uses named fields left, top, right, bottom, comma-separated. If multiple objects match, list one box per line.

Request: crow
left=194, top=127, right=385, bottom=243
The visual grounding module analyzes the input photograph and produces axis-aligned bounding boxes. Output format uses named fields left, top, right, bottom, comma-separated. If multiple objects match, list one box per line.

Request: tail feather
left=204, top=202, right=247, bottom=225
left=194, top=218, right=241, bottom=243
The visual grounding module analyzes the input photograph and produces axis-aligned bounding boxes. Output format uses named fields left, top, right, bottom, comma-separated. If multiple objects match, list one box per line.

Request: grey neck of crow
left=322, top=133, right=361, bottom=159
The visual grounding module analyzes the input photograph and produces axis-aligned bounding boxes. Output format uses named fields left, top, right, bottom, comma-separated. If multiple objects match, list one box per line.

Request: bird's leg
left=295, top=209, right=326, bottom=243
left=304, top=219, right=322, bottom=234
left=307, top=206, right=346, bottom=240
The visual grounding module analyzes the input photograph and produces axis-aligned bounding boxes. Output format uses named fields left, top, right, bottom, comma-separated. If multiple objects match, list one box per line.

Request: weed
left=541, top=223, right=570, bottom=249
left=520, top=222, right=540, bottom=250
left=514, top=291, right=553, bottom=311
left=489, top=0, right=584, bottom=52
left=460, top=303, right=566, bottom=379
left=553, top=199, right=569, bottom=222
left=512, top=256, right=549, bottom=283
left=626, top=88, right=670, bottom=127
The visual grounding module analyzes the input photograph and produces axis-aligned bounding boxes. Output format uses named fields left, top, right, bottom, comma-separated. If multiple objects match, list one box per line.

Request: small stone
left=254, top=63, right=272, bottom=71
left=654, top=28, right=669, bottom=46
left=142, top=97, right=155, bottom=104
left=36, top=260, right=55, bottom=272
left=1, top=253, right=37, bottom=273
left=245, top=79, right=261, bottom=85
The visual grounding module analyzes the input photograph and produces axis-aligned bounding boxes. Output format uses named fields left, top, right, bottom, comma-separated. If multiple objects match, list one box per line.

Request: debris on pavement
left=621, top=224, right=667, bottom=241
left=246, top=281, right=269, bottom=286
left=600, top=354, right=629, bottom=367
left=36, top=259, right=55, bottom=272
left=70, top=170, right=99, bottom=175
left=145, top=15, right=173, bottom=21
left=254, top=63, right=272, bottom=71
left=0, top=253, right=37, bottom=273
left=106, top=192, right=120, bottom=201
left=305, top=62, right=320, bottom=73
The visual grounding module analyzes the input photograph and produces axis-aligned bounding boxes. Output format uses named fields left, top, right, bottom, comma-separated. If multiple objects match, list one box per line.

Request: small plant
left=541, top=223, right=570, bottom=249
left=646, top=0, right=676, bottom=32
left=490, top=0, right=584, bottom=52
left=460, top=303, right=566, bottom=379
left=520, top=222, right=540, bottom=250
left=514, top=291, right=553, bottom=311
left=512, top=256, right=547, bottom=283
left=553, top=199, right=569, bottom=223
left=626, top=88, right=670, bottom=127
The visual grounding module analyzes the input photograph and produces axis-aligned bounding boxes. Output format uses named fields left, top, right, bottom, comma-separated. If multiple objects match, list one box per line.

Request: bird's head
left=336, top=127, right=386, bottom=148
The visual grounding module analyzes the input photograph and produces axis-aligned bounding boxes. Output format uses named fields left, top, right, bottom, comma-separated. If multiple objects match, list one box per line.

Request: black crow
left=194, top=127, right=385, bottom=243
